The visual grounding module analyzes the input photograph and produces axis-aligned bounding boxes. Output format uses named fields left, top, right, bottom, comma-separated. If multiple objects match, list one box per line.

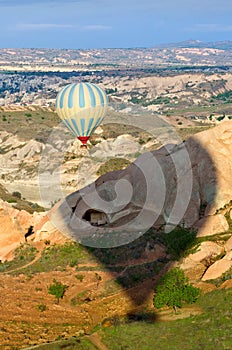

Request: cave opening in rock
left=82, top=209, right=108, bottom=226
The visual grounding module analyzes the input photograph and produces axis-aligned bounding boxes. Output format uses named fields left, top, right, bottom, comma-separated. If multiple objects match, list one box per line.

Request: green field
left=22, top=288, right=232, bottom=350
left=99, top=288, right=232, bottom=350
left=0, top=107, right=59, bottom=142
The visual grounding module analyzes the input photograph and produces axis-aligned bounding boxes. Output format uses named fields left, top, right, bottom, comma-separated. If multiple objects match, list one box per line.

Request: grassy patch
left=10, top=242, right=86, bottom=276
left=70, top=291, right=89, bottom=306
left=167, top=102, right=232, bottom=116
left=0, top=244, right=38, bottom=272
left=101, top=279, right=124, bottom=297
left=22, top=337, right=97, bottom=350
left=0, top=108, right=59, bottom=142
left=96, top=158, right=131, bottom=177
left=0, top=183, right=45, bottom=213
left=176, top=126, right=213, bottom=141
left=115, top=261, right=163, bottom=289
left=99, top=288, right=232, bottom=350
left=162, top=227, right=231, bottom=261
left=86, top=228, right=162, bottom=265
left=162, top=226, right=197, bottom=260
left=209, top=266, right=232, bottom=287
left=99, top=121, right=154, bottom=140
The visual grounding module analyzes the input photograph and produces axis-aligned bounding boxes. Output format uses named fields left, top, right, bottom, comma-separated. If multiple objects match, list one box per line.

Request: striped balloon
left=56, top=82, right=108, bottom=146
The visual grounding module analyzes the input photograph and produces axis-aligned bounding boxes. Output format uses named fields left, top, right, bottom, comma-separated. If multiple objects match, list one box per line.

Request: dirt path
left=20, top=332, right=109, bottom=350
left=2, top=250, right=42, bottom=274
left=88, top=332, right=109, bottom=350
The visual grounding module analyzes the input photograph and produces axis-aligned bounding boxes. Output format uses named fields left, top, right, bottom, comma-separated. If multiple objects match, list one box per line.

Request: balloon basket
left=77, top=136, right=90, bottom=148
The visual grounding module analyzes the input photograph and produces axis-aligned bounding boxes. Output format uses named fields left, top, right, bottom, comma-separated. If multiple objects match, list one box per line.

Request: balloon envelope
left=56, top=82, right=108, bottom=144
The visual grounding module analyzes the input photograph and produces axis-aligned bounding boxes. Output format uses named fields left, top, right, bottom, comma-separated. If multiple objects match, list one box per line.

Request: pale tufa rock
left=179, top=258, right=206, bottom=282
left=187, top=241, right=224, bottom=263
left=0, top=199, right=46, bottom=261
left=225, top=235, right=232, bottom=253
left=194, top=214, right=229, bottom=237
left=202, top=259, right=232, bottom=281
left=179, top=241, right=224, bottom=281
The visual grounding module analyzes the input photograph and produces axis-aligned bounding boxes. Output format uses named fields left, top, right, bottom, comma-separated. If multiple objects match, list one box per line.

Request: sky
left=0, top=0, right=232, bottom=49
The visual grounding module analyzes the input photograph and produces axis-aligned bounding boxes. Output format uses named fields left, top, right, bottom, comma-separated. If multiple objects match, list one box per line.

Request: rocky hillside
left=50, top=121, right=231, bottom=240
left=46, top=121, right=232, bottom=282
left=0, top=122, right=231, bottom=348
left=0, top=109, right=161, bottom=207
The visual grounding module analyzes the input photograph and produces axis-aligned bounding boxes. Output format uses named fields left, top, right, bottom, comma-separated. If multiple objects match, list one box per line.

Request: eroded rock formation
left=50, top=121, right=232, bottom=247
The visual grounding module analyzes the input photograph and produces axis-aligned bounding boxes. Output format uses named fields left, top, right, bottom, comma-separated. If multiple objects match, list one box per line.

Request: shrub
left=75, top=274, right=84, bottom=282
left=69, top=258, right=78, bottom=267
left=217, top=115, right=225, bottom=122
left=36, top=303, right=47, bottom=312
left=48, top=279, right=68, bottom=304
left=163, top=226, right=197, bottom=260
left=138, top=138, right=145, bottom=145
left=12, top=191, right=22, bottom=199
left=70, top=290, right=88, bottom=306
left=153, top=267, right=201, bottom=311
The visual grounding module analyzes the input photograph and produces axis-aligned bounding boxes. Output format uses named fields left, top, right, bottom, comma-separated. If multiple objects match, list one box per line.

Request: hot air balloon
left=56, top=82, right=108, bottom=147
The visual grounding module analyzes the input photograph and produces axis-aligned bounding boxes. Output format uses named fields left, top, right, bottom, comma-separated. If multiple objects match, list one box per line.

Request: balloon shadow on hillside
left=47, top=133, right=219, bottom=317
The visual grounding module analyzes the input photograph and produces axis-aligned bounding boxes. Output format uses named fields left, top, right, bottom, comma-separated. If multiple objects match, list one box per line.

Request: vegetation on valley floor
left=0, top=223, right=230, bottom=349
left=24, top=288, right=232, bottom=350
left=97, top=288, right=232, bottom=350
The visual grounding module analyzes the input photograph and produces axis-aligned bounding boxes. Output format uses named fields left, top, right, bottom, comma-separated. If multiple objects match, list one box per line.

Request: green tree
left=153, top=268, right=201, bottom=312
left=48, top=279, right=68, bottom=304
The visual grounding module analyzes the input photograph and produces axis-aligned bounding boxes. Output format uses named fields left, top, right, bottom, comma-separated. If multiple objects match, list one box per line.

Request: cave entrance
left=82, top=209, right=108, bottom=226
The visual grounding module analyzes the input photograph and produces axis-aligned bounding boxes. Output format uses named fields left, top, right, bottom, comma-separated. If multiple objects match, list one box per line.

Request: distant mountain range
left=2, top=40, right=232, bottom=72
left=156, top=39, right=232, bottom=50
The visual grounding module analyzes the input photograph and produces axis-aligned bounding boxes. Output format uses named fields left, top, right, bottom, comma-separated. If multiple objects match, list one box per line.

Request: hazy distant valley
left=2, top=40, right=232, bottom=72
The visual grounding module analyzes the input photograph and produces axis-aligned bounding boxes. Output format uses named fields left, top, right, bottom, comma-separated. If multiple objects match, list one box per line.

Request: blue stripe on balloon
left=71, top=118, right=80, bottom=136
left=92, top=117, right=102, bottom=131
left=62, top=119, right=76, bottom=136
left=60, top=84, right=71, bottom=109
left=92, top=84, right=104, bottom=106
left=80, top=118, right=85, bottom=135
left=86, top=117, right=94, bottom=135
left=86, top=83, right=96, bottom=107
left=79, top=83, right=85, bottom=108
left=68, top=84, right=76, bottom=109
left=55, top=95, right=59, bottom=108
